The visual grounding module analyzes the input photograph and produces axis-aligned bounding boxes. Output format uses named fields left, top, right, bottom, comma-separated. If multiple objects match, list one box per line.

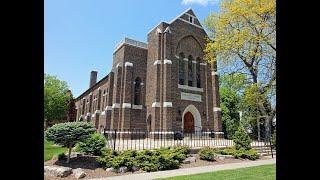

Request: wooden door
left=184, top=112, right=194, bottom=133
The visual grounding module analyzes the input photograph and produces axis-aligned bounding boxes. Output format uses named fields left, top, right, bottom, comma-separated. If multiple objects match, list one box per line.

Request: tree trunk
left=67, top=144, right=72, bottom=163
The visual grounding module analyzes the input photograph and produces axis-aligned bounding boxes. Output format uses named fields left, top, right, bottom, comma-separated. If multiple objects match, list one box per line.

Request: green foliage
left=58, top=153, right=66, bottom=161
left=75, top=133, right=106, bottom=156
left=96, top=147, right=118, bottom=168
left=97, top=146, right=189, bottom=172
left=198, top=147, right=217, bottom=161
left=45, top=122, right=96, bottom=147
left=44, top=74, right=71, bottom=123
left=220, top=87, right=240, bottom=138
left=221, top=147, right=258, bottom=160
left=233, top=148, right=259, bottom=160
left=233, top=127, right=252, bottom=150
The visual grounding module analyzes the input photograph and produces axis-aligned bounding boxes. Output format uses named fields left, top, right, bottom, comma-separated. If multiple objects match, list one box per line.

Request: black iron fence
left=101, top=129, right=274, bottom=158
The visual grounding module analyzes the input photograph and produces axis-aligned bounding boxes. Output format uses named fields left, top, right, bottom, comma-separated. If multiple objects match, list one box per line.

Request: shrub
left=75, top=133, right=106, bottom=156
left=221, top=147, right=259, bottom=160
left=233, top=127, right=252, bottom=150
left=198, top=147, right=216, bottom=161
left=233, top=148, right=259, bottom=160
left=221, top=147, right=237, bottom=155
left=58, top=153, right=66, bottom=161
left=96, top=147, right=118, bottom=168
left=45, top=122, right=96, bottom=163
left=97, top=146, right=189, bottom=172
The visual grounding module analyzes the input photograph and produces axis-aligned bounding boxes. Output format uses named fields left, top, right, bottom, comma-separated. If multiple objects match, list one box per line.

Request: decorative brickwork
left=75, top=8, right=222, bottom=135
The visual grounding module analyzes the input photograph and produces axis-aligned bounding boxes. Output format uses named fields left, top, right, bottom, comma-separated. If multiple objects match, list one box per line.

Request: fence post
left=269, top=134, right=274, bottom=158
left=113, top=129, right=117, bottom=151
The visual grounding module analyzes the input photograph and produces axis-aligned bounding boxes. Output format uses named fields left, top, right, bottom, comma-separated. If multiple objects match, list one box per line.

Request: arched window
left=188, top=55, right=193, bottom=86
left=134, top=77, right=141, bottom=105
left=196, top=57, right=201, bottom=88
left=178, top=53, right=185, bottom=85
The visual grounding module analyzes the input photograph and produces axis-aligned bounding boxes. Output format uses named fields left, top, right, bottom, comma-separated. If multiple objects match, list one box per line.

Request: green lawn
left=44, top=139, right=67, bottom=161
left=158, top=164, right=276, bottom=180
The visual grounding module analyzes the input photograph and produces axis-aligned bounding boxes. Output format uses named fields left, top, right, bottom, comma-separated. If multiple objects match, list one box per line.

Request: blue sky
left=44, top=0, right=221, bottom=97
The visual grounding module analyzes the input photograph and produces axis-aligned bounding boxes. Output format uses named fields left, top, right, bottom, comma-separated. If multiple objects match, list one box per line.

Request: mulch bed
left=44, top=155, right=273, bottom=179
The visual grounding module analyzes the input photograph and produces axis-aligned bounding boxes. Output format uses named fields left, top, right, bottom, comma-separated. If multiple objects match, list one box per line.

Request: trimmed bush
left=75, top=133, right=106, bottom=156
left=45, top=122, right=96, bottom=163
left=233, top=148, right=259, bottom=160
left=233, top=127, right=252, bottom=150
left=97, top=146, right=189, bottom=172
left=221, top=147, right=258, bottom=160
left=198, top=147, right=216, bottom=161
left=96, top=147, right=118, bottom=168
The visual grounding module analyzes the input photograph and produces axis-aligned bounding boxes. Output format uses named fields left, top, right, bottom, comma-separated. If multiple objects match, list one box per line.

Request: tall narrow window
left=188, top=55, right=193, bottom=86
left=196, top=57, right=201, bottom=88
left=134, top=77, right=141, bottom=105
left=178, top=53, right=185, bottom=85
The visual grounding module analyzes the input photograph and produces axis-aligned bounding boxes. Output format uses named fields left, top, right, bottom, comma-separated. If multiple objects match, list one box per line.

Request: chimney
left=89, top=70, right=97, bottom=88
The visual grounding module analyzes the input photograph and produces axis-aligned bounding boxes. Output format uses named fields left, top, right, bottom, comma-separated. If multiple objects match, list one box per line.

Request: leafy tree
left=44, top=74, right=71, bottom=127
left=204, top=0, right=276, bottom=140
left=233, top=127, right=252, bottom=150
left=75, top=133, right=106, bottom=156
left=45, top=122, right=96, bottom=163
left=219, top=73, right=249, bottom=138
left=220, top=87, right=240, bottom=138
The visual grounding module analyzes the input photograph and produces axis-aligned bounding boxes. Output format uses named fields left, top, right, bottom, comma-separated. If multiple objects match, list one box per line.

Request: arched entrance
left=184, top=112, right=194, bottom=132
left=182, top=104, right=202, bottom=132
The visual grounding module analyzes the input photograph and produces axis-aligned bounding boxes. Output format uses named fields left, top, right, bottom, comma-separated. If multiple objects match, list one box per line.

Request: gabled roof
left=148, top=8, right=204, bottom=34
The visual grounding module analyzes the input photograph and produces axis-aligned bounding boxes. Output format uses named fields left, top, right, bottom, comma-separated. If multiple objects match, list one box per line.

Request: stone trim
left=156, top=28, right=163, bottom=34
left=200, top=63, right=207, bottom=66
left=175, top=55, right=179, bottom=59
left=125, top=62, right=133, bottom=67
left=178, top=84, right=204, bottom=92
left=152, top=102, right=161, bottom=107
left=140, top=82, right=144, bottom=86
left=150, top=131, right=174, bottom=134
left=103, top=130, right=146, bottom=134
left=116, top=63, right=122, bottom=68
left=177, top=18, right=204, bottom=29
left=212, top=71, right=218, bottom=76
left=213, top=107, right=222, bottom=112
left=105, top=106, right=112, bottom=111
left=163, top=102, right=173, bottom=107
left=91, top=114, right=95, bottom=117
left=101, top=111, right=106, bottom=115
left=112, top=103, right=120, bottom=108
left=114, top=37, right=147, bottom=53
left=164, top=59, right=172, bottom=64
left=183, top=58, right=188, bottom=61
left=94, top=110, right=101, bottom=114
left=153, top=60, right=161, bottom=65
left=132, top=105, right=143, bottom=109
left=164, top=26, right=171, bottom=34
left=122, top=103, right=132, bottom=108
left=86, top=113, right=91, bottom=116
left=192, top=60, right=197, bottom=63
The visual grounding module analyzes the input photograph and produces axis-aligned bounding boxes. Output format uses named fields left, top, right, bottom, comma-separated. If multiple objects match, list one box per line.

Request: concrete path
left=89, top=158, right=276, bottom=180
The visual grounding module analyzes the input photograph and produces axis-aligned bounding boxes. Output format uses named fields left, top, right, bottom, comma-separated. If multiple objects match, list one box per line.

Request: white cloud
left=181, top=0, right=220, bottom=6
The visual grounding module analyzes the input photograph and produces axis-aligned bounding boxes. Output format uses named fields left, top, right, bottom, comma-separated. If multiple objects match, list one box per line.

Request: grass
left=157, top=164, right=276, bottom=180
left=44, top=138, right=67, bottom=161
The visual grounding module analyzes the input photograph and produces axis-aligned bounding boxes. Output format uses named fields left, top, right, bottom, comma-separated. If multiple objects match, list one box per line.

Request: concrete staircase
left=252, top=146, right=276, bottom=157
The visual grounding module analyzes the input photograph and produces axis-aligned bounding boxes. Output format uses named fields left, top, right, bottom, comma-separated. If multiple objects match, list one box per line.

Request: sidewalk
left=89, top=158, right=276, bottom=180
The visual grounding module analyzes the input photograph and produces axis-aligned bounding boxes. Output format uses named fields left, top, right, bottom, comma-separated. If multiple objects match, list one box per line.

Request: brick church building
left=75, top=8, right=222, bottom=134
